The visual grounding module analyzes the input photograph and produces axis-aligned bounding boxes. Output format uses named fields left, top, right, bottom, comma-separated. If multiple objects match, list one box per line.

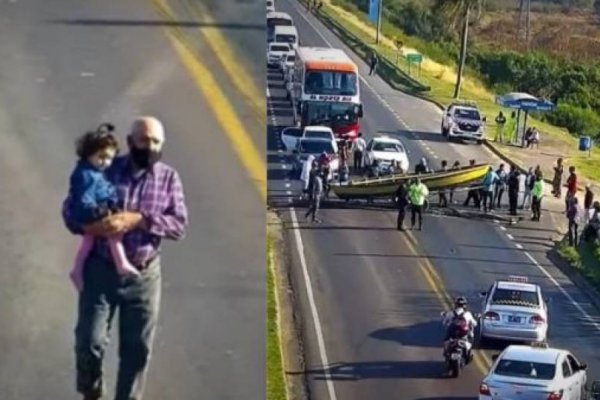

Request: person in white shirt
left=351, top=132, right=367, bottom=172
left=441, top=297, right=477, bottom=361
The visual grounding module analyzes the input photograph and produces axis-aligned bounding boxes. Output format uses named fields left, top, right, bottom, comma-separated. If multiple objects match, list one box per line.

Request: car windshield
left=303, top=102, right=359, bottom=127
left=454, top=108, right=480, bottom=120
left=491, top=288, right=539, bottom=307
left=304, top=70, right=357, bottom=96
left=275, top=34, right=296, bottom=43
left=287, top=55, right=296, bottom=62
left=494, top=359, right=555, bottom=380
left=372, top=141, right=404, bottom=153
left=267, top=1, right=273, bottom=5
left=271, top=45, right=290, bottom=52
left=299, top=140, right=334, bottom=154
left=305, top=130, right=332, bottom=139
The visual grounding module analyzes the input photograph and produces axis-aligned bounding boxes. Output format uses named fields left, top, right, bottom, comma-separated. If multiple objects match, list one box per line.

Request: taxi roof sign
left=507, top=275, right=529, bottom=283
left=529, top=341, right=548, bottom=349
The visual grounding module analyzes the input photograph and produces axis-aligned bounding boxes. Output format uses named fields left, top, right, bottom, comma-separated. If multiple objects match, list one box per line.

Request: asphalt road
left=267, top=0, right=600, bottom=398
left=0, top=1, right=264, bottom=399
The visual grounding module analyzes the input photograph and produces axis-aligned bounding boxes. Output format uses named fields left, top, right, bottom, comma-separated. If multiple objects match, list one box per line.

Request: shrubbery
left=339, top=0, right=600, bottom=137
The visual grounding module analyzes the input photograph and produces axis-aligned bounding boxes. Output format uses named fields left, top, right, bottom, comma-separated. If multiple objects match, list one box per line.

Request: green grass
left=267, top=236, right=287, bottom=400
left=310, top=0, right=600, bottom=183
left=557, top=240, right=600, bottom=291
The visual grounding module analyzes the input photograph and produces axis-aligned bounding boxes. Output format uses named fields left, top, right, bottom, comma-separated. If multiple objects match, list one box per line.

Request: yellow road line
left=154, top=0, right=266, bottom=123
left=151, top=11, right=266, bottom=201
left=401, top=231, right=492, bottom=374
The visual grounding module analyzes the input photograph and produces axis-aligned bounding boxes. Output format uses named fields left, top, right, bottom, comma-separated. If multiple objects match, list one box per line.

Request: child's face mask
left=89, top=147, right=116, bottom=171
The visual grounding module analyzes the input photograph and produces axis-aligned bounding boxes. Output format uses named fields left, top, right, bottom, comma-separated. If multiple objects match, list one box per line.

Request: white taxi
left=479, top=343, right=588, bottom=400
left=479, top=275, right=548, bottom=344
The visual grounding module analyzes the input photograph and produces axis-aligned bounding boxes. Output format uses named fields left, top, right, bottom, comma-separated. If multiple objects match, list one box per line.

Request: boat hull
left=330, top=164, right=490, bottom=199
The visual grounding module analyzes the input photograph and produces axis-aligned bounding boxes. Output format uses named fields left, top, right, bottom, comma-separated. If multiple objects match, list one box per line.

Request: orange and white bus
left=288, top=47, right=363, bottom=141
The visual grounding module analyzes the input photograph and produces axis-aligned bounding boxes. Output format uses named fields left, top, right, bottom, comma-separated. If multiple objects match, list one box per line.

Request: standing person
left=305, top=170, right=324, bottom=223
left=506, top=111, right=517, bottom=143
left=339, top=160, right=350, bottom=183
left=507, top=165, right=520, bottom=216
left=494, top=111, right=506, bottom=143
left=395, top=182, right=409, bottom=231
left=408, top=177, right=429, bottom=230
left=439, top=160, right=449, bottom=207
left=567, top=197, right=581, bottom=247
left=531, top=174, right=545, bottom=221
left=415, top=157, right=430, bottom=174
left=368, top=51, right=378, bottom=76
left=352, top=132, right=367, bottom=172
left=338, top=139, right=349, bottom=167
left=481, top=166, right=499, bottom=213
left=534, top=164, right=542, bottom=180
left=494, top=163, right=507, bottom=209
left=584, top=185, right=595, bottom=225
left=566, top=166, right=578, bottom=212
left=306, top=161, right=318, bottom=203
left=61, top=117, right=189, bottom=400
left=552, top=157, right=564, bottom=198
left=449, top=160, right=460, bottom=204
left=521, top=167, right=535, bottom=210
left=300, top=155, right=315, bottom=200
left=67, top=123, right=141, bottom=292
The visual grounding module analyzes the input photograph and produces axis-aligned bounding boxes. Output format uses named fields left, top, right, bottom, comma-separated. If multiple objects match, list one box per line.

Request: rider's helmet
left=454, top=296, right=468, bottom=309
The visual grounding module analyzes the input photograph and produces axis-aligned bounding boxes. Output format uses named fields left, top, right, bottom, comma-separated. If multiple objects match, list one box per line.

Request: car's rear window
left=271, top=45, right=290, bottom=52
left=373, top=142, right=403, bottom=152
left=491, top=288, right=539, bottom=307
left=494, top=359, right=555, bottom=380
left=305, top=130, right=331, bottom=139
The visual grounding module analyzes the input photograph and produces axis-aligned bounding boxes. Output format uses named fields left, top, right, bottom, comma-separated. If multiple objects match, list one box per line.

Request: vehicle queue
left=267, top=1, right=599, bottom=398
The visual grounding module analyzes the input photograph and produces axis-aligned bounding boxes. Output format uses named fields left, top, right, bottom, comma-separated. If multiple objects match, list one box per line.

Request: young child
left=68, top=123, right=140, bottom=292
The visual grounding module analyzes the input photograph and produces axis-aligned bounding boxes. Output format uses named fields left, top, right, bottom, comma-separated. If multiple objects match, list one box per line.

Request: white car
left=281, top=125, right=335, bottom=152
left=479, top=343, right=588, bottom=400
left=441, top=102, right=486, bottom=144
left=267, top=42, right=292, bottom=68
left=479, top=275, right=549, bottom=344
left=363, top=136, right=409, bottom=173
left=266, top=0, right=275, bottom=12
left=293, top=137, right=339, bottom=180
left=279, top=52, right=295, bottom=76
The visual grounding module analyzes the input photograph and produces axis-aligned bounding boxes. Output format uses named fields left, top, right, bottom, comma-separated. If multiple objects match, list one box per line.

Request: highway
left=0, top=0, right=264, bottom=399
left=267, top=0, right=600, bottom=398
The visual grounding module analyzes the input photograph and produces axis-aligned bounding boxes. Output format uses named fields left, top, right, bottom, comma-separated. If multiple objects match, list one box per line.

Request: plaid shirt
left=62, top=155, right=188, bottom=265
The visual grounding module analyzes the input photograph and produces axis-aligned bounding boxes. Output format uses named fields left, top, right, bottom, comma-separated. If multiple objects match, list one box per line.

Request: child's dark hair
left=76, top=123, right=119, bottom=160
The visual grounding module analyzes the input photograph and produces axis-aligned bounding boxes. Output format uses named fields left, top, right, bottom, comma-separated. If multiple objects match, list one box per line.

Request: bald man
left=62, top=116, right=188, bottom=400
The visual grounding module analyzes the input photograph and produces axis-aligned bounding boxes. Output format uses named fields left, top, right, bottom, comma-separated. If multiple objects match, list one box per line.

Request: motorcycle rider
left=441, top=296, right=477, bottom=364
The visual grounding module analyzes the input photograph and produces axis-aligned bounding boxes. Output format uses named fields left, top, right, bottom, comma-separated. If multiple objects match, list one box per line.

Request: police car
left=479, top=342, right=588, bottom=400
left=479, top=275, right=549, bottom=344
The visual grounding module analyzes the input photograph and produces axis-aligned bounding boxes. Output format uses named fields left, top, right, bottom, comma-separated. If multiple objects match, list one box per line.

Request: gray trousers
left=75, top=254, right=161, bottom=400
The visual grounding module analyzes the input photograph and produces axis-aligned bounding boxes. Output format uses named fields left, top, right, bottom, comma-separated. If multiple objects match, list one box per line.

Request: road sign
left=406, top=53, right=422, bottom=63
left=368, top=0, right=379, bottom=23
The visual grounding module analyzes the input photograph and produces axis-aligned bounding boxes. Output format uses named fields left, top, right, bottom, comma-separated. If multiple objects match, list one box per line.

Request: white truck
left=441, top=102, right=486, bottom=144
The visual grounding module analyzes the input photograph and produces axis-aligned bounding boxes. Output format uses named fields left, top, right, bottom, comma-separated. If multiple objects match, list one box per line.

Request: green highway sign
left=406, top=53, right=422, bottom=63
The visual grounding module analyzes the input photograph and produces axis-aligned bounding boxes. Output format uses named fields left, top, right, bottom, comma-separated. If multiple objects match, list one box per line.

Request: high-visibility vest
left=532, top=180, right=544, bottom=199
left=409, top=183, right=428, bottom=206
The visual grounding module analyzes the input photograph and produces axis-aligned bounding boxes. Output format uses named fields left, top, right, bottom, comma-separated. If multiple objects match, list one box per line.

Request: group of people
left=300, top=153, right=332, bottom=223
left=394, top=176, right=430, bottom=231
left=493, top=111, right=541, bottom=148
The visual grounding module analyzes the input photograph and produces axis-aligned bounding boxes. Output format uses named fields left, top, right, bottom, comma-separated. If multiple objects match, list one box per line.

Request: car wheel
left=441, top=125, right=448, bottom=136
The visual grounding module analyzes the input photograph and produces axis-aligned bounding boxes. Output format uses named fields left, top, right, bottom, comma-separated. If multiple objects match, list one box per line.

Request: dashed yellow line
left=150, top=3, right=266, bottom=201
left=401, top=231, right=492, bottom=374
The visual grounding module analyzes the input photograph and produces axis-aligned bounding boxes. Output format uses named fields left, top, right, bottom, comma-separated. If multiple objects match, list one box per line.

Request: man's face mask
left=128, top=136, right=162, bottom=169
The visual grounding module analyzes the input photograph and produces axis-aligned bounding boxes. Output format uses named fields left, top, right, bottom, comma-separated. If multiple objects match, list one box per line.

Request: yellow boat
left=330, top=163, right=490, bottom=199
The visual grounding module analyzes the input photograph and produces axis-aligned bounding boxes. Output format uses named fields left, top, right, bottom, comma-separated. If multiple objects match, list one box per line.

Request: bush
left=546, top=103, right=600, bottom=137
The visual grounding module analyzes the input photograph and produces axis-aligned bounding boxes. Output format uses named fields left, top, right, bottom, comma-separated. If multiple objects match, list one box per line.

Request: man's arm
left=141, top=170, right=188, bottom=240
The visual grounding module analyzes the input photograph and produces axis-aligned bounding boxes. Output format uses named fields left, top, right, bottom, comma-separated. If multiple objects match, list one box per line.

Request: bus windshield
left=304, top=70, right=357, bottom=96
left=303, top=102, right=359, bottom=128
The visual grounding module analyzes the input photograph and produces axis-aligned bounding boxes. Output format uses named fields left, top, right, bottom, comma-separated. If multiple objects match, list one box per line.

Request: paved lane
left=269, top=0, right=600, bottom=398
left=0, top=1, right=264, bottom=399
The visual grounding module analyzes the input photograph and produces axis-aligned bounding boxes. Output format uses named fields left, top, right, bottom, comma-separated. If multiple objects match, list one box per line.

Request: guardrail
left=299, top=0, right=430, bottom=94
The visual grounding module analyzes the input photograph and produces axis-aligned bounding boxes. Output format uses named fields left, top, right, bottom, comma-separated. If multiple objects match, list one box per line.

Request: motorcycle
left=443, top=337, right=471, bottom=378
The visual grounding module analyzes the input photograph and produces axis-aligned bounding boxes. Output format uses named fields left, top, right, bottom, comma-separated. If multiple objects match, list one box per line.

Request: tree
left=433, top=0, right=485, bottom=99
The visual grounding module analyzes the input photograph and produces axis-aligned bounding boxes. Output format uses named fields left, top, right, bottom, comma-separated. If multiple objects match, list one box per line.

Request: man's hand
left=82, top=212, right=145, bottom=237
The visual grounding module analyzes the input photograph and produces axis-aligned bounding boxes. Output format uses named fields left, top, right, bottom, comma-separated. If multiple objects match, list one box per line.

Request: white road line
left=278, top=149, right=283, bottom=153
left=506, top=233, right=514, bottom=240
left=285, top=183, right=291, bottom=188
left=524, top=251, right=600, bottom=330
left=286, top=190, right=293, bottom=195
left=499, top=226, right=507, bottom=231
left=281, top=164, right=287, bottom=169
left=515, top=243, right=523, bottom=249
left=432, top=154, right=439, bottom=159
left=290, top=208, right=338, bottom=400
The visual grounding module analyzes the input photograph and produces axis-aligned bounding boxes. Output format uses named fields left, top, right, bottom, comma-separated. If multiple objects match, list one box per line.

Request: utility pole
left=526, top=0, right=531, bottom=51
left=518, top=0, right=525, bottom=38
left=375, top=0, right=382, bottom=44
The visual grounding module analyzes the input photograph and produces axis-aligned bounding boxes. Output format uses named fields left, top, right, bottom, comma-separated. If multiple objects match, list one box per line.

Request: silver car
left=479, top=343, right=588, bottom=400
left=479, top=275, right=548, bottom=344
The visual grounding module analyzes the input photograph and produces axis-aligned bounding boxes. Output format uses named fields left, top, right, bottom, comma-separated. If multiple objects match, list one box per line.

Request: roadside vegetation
left=311, top=0, right=600, bottom=181
left=267, top=236, right=287, bottom=400
left=557, top=239, right=600, bottom=291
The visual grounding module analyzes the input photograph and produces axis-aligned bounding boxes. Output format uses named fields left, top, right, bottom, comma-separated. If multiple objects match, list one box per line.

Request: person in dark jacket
left=494, top=163, right=508, bottom=208
left=395, top=182, right=409, bottom=231
left=584, top=185, right=595, bottom=225
left=368, top=51, right=378, bottom=76
left=439, top=160, right=449, bottom=207
left=507, top=165, right=520, bottom=216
